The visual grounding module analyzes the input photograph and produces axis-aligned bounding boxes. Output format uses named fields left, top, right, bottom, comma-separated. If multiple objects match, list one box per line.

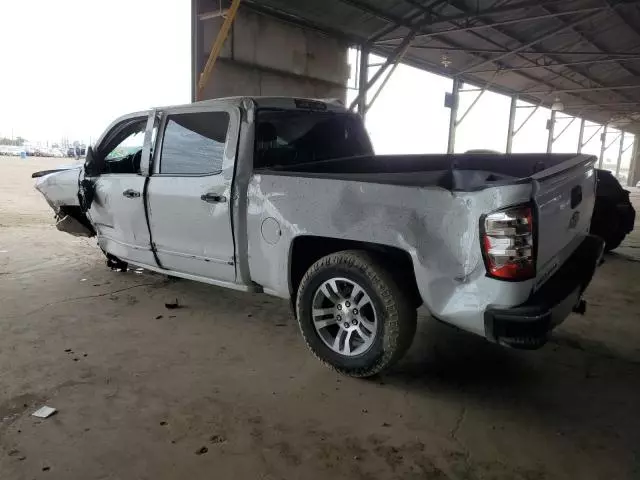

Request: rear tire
left=296, top=250, right=416, bottom=378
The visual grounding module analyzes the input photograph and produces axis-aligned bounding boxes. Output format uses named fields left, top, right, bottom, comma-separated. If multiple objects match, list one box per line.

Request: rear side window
left=160, top=111, right=229, bottom=175
left=254, top=110, right=373, bottom=169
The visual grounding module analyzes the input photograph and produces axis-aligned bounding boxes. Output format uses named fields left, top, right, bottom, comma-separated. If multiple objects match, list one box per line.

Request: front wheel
left=296, top=250, right=417, bottom=378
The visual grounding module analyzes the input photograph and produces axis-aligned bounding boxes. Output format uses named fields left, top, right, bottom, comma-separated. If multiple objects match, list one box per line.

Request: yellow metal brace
left=197, top=0, right=242, bottom=100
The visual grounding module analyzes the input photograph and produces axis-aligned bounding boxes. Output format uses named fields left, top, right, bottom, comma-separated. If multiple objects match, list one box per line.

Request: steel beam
left=368, top=0, right=448, bottom=42
left=616, top=132, right=626, bottom=178
left=599, top=125, right=609, bottom=168
left=582, top=125, right=604, bottom=149
left=546, top=110, right=557, bottom=154
left=366, top=58, right=401, bottom=113
left=606, top=133, right=623, bottom=151
left=447, top=79, right=461, bottom=154
left=553, top=116, right=578, bottom=143
left=406, top=46, right=640, bottom=57
left=506, top=96, right=517, bottom=153
left=577, top=119, right=585, bottom=154
left=377, top=5, right=617, bottom=45
left=456, top=71, right=499, bottom=127
left=513, top=102, right=542, bottom=136
left=527, top=85, right=640, bottom=94
left=396, top=0, right=591, bottom=32
left=349, top=32, right=415, bottom=111
left=457, top=9, right=611, bottom=75
left=469, top=55, right=640, bottom=74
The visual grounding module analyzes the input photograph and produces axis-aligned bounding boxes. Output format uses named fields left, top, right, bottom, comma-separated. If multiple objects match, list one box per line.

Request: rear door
left=533, top=155, right=597, bottom=288
left=146, top=104, right=239, bottom=282
left=88, top=112, right=157, bottom=266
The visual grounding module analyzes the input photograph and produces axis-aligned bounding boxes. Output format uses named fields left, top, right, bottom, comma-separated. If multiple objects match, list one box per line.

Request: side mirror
left=84, top=146, right=99, bottom=176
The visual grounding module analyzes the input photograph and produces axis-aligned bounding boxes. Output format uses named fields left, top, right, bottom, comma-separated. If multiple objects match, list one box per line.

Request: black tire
left=295, top=250, right=417, bottom=378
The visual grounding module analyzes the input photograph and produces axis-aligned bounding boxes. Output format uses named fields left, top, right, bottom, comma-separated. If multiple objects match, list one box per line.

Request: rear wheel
left=296, top=250, right=416, bottom=378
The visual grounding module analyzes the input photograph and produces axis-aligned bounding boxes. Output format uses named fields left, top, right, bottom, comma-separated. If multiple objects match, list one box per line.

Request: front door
left=146, top=105, right=238, bottom=282
left=87, top=113, right=156, bottom=266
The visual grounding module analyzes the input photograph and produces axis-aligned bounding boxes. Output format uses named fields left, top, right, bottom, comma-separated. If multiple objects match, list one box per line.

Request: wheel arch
left=288, top=236, right=422, bottom=309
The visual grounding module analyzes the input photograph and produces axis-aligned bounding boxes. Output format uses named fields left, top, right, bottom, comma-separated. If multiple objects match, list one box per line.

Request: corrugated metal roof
left=225, top=0, right=640, bottom=130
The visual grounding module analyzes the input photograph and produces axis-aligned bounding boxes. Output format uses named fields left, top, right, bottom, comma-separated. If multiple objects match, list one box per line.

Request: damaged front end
left=33, top=165, right=96, bottom=237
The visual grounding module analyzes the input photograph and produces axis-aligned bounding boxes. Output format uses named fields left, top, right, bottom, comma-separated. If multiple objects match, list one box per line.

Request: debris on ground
left=42, top=466, right=50, bottom=471
left=8, top=449, right=20, bottom=456
left=64, top=349, right=72, bottom=353
left=32, top=406, right=57, bottom=418
left=209, top=434, right=226, bottom=444
left=195, top=446, right=208, bottom=455
left=155, top=315, right=163, bottom=320
left=160, top=421, right=168, bottom=426
left=165, top=299, right=182, bottom=310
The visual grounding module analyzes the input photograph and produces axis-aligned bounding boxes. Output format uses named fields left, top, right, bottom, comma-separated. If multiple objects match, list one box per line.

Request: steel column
left=598, top=124, right=608, bottom=169
left=616, top=132, right=625, bottom=178
left=349, top=32, right=415, bottom=112
left=577, top=119, right=585, bottom=153
left=553, top=116, right=578, bottom=143
left=357, top=46, right=369, bottom=118
left=546, top=110, right=556, bottom=154
left=513, top=102, right=541, bottom=136
left=628, top=136, right=640, bottom=186
left=447, top=78, right=461, bottom=154
left=506, top=95, right=517, bottom=153
left=366, top=60, right=401, bottom=112
left=581, top=125, right=603, bottom=150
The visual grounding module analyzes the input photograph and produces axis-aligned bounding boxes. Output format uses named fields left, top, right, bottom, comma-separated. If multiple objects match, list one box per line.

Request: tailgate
left=532, top=155, right=597, bottom=290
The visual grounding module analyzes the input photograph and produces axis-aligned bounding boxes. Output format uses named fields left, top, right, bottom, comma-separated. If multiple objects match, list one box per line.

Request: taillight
left=480, top=204, right=535, bottom=281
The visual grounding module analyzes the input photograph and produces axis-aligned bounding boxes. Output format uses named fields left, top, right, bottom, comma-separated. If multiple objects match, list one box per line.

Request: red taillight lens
left=481, top=205, right=535, bottom=280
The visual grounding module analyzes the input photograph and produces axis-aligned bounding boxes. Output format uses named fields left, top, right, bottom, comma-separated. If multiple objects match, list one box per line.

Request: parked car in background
left=34, top=97, right=604, bottom=377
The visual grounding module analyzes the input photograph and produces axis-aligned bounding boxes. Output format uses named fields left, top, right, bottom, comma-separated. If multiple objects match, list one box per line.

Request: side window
left=160, top=111, right=229, bottom=175
left=100, top=118, right=156, bottom=175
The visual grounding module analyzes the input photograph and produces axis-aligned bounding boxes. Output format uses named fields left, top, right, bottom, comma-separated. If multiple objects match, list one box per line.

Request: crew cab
left=34, top=97, right=604, bottom=377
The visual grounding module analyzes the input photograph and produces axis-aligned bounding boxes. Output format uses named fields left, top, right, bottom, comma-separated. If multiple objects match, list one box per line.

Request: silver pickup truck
left=34, top=97, right=604, bottom=377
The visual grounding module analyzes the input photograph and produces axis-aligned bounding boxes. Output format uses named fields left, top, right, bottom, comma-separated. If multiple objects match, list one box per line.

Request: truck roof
left=171, top=96, right=348, bottom=112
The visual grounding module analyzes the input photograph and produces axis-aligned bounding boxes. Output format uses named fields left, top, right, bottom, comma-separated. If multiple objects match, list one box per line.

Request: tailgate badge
left=568, top=211, right=580, bottom=229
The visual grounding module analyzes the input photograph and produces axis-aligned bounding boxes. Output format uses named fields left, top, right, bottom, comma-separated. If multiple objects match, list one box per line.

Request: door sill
left=127, top=260, right=262, bottom=294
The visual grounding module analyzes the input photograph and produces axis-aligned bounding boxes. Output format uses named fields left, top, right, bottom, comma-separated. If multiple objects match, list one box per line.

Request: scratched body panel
left=246, top=174, right=535, bottom=336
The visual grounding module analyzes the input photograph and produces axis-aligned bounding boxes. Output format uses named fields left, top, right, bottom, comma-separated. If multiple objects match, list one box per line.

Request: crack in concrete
left=5, top=282, right=162, bottom=319
left=450, top=406, right=466, bottom=442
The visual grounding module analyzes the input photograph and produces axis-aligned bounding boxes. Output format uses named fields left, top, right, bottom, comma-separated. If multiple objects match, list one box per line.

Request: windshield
left=254, top=110, right=373, bottom=169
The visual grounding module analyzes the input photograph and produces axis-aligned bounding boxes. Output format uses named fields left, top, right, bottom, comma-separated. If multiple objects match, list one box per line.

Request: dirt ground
left=1, top=157, right=639, bottom=480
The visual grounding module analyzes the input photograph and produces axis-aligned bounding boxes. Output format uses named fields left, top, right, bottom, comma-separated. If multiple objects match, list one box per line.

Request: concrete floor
left=1, top=157, right=639, bottom=480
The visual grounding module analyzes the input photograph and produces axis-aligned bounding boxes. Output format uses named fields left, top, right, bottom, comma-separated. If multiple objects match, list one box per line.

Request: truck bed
left=259, top=153, right=583, bottom=192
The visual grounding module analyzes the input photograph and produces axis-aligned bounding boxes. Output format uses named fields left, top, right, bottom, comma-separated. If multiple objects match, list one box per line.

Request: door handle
left=122, top=189, right=141, bottom=198
left=201, top=193, right=227, bottom=203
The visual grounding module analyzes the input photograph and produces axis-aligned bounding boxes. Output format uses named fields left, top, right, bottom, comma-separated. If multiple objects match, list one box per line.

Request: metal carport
left=193, top=0, right=640, bottom=185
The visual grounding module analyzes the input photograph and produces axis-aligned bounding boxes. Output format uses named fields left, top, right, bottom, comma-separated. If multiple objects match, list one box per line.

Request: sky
left=0, top=0, right=190, bottom=144
left=0, top=2, right=633, bottom=180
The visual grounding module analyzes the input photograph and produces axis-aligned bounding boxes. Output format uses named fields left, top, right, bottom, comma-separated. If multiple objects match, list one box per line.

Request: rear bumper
left=484, top=235, right=605, bottom=349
